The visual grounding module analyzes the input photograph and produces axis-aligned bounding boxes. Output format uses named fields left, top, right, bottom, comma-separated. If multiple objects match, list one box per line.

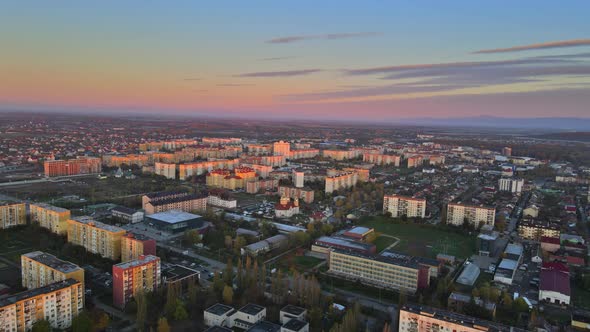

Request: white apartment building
left=383, top=195, right=426, bottom=218
left=155, top=162, right=176, bottom=179
left=499, top=177, right=524, bottom=193
left=446, top=203, right=496, bottom=228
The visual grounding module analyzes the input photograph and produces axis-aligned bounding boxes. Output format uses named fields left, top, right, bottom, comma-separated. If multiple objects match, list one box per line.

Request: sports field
left=359, top=216, right=476, bottom=259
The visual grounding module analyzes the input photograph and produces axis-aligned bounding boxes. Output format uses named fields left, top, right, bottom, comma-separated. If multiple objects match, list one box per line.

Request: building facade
left=325, top=171, right=359, bottom=193
left=121, top=233, right=157, bottom=262
left=446, top=203, right=496, bottom=228
left=21, top=251, right=84, bottom=290
left=142, top=191, right=207, bottom=215
left=363, top=153, right=401, bottom=166
left=383, top=195, right=426, bottom=219
left=29, top=203, right=71, bottom=235
left=518, top=219, right=560, bottom=241
left=43, top=157, right=101, bottom=177
left=278, top=186, right=314, bottom=204
left=0, top=202, right=27, bottom=229
left=67, top=216, right=126, bottom=260
left=273, top=141, right=291, bottom=156
left=154, top=162, right=176, bottom=179
left=112, top=255, right=161, bottom=309
left=499, top=177, right=524, bottom=193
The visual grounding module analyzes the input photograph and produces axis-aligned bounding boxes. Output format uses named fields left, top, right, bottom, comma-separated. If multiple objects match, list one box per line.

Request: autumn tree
left=223, top=285, right=234, bottom=304
left=157, top=317, right=171, bottom=332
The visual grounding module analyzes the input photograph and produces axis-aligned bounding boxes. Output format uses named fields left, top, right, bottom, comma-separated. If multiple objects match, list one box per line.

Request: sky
left=1, top=1, right=590, bottom=121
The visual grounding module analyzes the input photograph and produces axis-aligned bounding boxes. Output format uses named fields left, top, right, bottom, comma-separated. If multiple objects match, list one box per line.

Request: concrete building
left=328, top=249, right=434, bottom=293
left=275, top=197, right=300, bottom=218
left=112, top=255, right=161, bottom=309
left=342, top=226, right=375, bottom=242
left=446, top=203, right=496, bottom=229
left=145, top=210, right=206, bottom=234
left=142, top=191, right=207, bottom=215
left=292, top=170, right=304, bottom=188
left=406, top=155, right=423, bottom=168
left=43, top=157, right=101, bottom=177
left=281, top=319, right=309, bottom=332
left=273, top=141, right=291, bottom=156
left=280, top=305, right=307, bottom=324
left=21, top=251, right=84, bottom=290
left=518, top=219, right=560, bottom=241
left=204, top=303, right=236, bottom=328
left=363, top=153, right=400, bottom=166
left=539, top=262, right=570, bottom=306
left=325, top=171, right=358, bottom=194
left=383, top=195, right=426, bottom=219
left=277, top=186, right=314, bottom=204
left=312, top=236, right=376, bottom=256
left=154, top=162, right=176, bottom=179
left=499, top=177, right=524, bottom=193
left=0, top=279, right=83, bottom=332
left=102, top=154, right=150, bottom=167
left=178, top=159, right=239, bottom=180
left=242, top=234, right=288, bottom=257
left=246, top=144, right=272, bottom=155
left=322, top=149, right=361, bottom=161
left=67, top=216, right=126, bottom=260
left=0, top=202, right=26, bottom=229
left=502, top=147, right=512, bottom=157
left=121, top=233, right=156, bottom=262
left=204, top=303, right=267, bottom=330
left=29, top=203, right=71, bottom=235
left=206, top=168, right=255, bottom=190
left=399, top=304, right=520, bottom=332
left=111, top=206, right=144, bottom=224
left=246, top=178, right=279, bottom=194
left=288, top=149, right=319, bottom=160
left=207, top=190, right=237, bottom=209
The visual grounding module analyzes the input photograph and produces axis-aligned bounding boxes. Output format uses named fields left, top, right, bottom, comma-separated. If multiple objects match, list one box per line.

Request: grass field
left=277, top=254, right=324, bottom=272
left=373, top=235, right=396, bottom=252
left=359, top=216, right=476, bottom=259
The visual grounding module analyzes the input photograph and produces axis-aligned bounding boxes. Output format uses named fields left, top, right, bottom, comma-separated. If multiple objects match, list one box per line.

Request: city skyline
left=1, top=1, right=590, bottom=120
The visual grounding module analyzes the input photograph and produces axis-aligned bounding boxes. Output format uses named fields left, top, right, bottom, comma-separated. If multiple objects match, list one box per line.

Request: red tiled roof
left=542, top=262, right=569, bottom=273
left=540, top=269, right=570, bottom=296
left=567, top=256, right=585, bottom=266
left=541, top=236, right=560, bottom=244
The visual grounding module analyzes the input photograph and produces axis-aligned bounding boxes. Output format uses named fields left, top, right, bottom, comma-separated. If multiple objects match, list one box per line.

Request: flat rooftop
left=23, top=251, right=82, bottom=274
left=239, top=303, right=265, bottom=315
left=315, top=236, right=374, bottom=251
left=282, top=319, right=308, bottom=332
left=281, top=304, right=306, bottom=316
left=246, top=321, right=281, bottom=332
left=205, top=303, right=235, bottom=316
left=30, top=202, right=69, bottom=213
left=345, top=226, right=372, bottom=235
left=147, top=210, right=202, bottom=224
left=71, top=216, right=125, bottom=233
left=113, top=255, right=159, bottom=270
left=163, top=264, right=199, bottom=282
left=0, top=279, right=80, bottom=307
left=204, top=327, right=233, bottom=332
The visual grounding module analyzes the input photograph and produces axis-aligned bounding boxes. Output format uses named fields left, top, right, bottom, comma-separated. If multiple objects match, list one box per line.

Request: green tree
left=135, top=291, right=148, bottom=332
left=32, top=320, right=51, bottom=332
left=172, top=299, right=189, bottom=321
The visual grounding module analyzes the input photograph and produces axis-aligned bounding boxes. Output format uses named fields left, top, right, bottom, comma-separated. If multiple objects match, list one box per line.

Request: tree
left=92, top=310, right=110, bottom=331
left=32, top=320, right=51, bottom=332
left=157, top=317, right=171, bottom=332
left=513, top=297, right=529, bottom=313
left=72, top=311, right=93, bottom=332
left=172, top=299, right=189, bottom=321
left=223, top=285, right=234, bottom=304
left=234, top=236, right=246, bottom=255
left=184, top=229, right=201, bottom=246
left=135, top=291, right=148, bottom=332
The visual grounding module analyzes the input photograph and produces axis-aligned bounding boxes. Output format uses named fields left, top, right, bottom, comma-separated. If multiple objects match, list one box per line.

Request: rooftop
left=111, top=205, right=138, bottom=215
left=0, top=279, right=80, bottom=307
left=315, top=236, right=375, bottom=252
left=540, top=269, right=571, bottom=295
left=282, top=319, right=309, bottom=332
left=203, top=327, right=233, bottom=332
left=23, top=251, right=82, bottom=274
left=113, top=255, right=159, bottom=270
left=239, top=303, right=265, bottom=315
left=205, top=303, right=235, bottom=316
left=344, top=226, right=372, bottom=235
left=246, top=321, right=281, bottom=332
left=281, top=304, right=306, bottom=316
left=30, top=202, right=69, bottom=213
left=148, top=194, right=206, bottom=207
left=70, top=216, right=125, bottom=233
left=163, top=264, right=199, bottom=283
left=147, top=210, right=202, bottom=224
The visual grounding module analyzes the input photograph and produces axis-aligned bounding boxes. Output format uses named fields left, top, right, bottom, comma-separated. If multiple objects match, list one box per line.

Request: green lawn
left=276, top=255, right=324, bottom=272
left=372, top=235, right=396, bottom=252
left=359, top=216, right=476, bottom=259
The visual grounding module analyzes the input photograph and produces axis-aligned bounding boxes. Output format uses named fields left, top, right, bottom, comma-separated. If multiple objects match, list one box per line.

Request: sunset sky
left=1, top=1, right=590, bottom=120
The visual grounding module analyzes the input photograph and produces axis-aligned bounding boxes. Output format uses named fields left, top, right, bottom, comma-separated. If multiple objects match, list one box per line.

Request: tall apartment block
left=21, top=251, right=84, bottom=290
left=0, top=279, right=83, bottom=332
left=273, top=140, right=291, bottom=156
left=121, top=233, right=157, bottom=262
left=383, top=195, right=426, bottom=218
left=446, top=203, right=496, bottom=229
left=43, top=157, right=101, bottom=177
left=0, top=202, right=26, bottom=229
left=67, top=216, right=126, bottom=260
left=325, top=171, right=359, bottom=193
left=112, top=255, right=161, bottom=309
left=29, top=203, right=71, bottom=235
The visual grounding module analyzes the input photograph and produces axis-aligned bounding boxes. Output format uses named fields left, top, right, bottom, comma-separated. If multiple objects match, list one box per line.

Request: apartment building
left=406, top=155, right=423, bottom=168
left=428, top=155, right=445, bottom=165
left=102, top=154, right=150, bottom=167
left=202, top=137, right=242, bottom=145
left=499, top=177, right=524, bottom=193
left=0, top=202, right=26, bottom=229
left=29, top=203, right=71, bottom=235
left=0, top=279, right=83, bottom=332
left=121, top=233, right=157, bottom=263
left=67, top=216, right=126, bottom=260
left=328, top=250, right=434, bottom=293
left=178, top=159, right=239, bottom=180
left=383, top=195, right=426, bottom=219
left=154, top=162, right=176, bottom=179
left=343, top=167, right=370, bottom=182
left=273, top=141, right=291, bottom=156
left=278, top=186, right=314, bottom=204
left=21, top=251, right=84, bottom=290
left=288, top=149, right=319, bottom=160
left=241, top=163, right=272, bottom=178
left=112, top=255, right=161, bottom=309
left=363, top=153, right=401, bottom=166
left=207, top=190, right=238, bottom=209
left=518, top=219, right=560, bottom=241
left=446, top=203, right=496, bottom=228
left=322, top=149, right=361, bottom=161
left=325, top=171, right=359, bottom=193
left=43, top=157, right=101, bottom=177
left=246, top=144, right=272, bottom=155
left=234, top=166, right=256, bottom=182
left=399, top=304, right=521, bottom=332
left=246, top=178, right=279, bottom=194
left=142, top=191, right=207, bottom=215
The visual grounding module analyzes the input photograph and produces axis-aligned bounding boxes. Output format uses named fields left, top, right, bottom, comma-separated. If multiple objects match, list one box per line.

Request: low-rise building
left=275, top=197, right=300, bottom=218
left=312, top=236, right=376, bottom=256
left=204, top=303, right=236, bottom=327
left=111, top=206, right=144, bottom=224
left=280, top=305, right=307, bottom=324
left=539, top=262, right=570, bottom=306
left=204, top=303, right=267, bottom=330
left=29, top=203, right=71, bottom=235
left=208, top=190, right=237, bottom=209
left=21, top=251, right=84, bottom=290
left=112, top=255, right=161, bottom=309
left=0, top=279, right=83, bottom=332
left=242, top=235, right=288, bottom=256
left=145, top=210, right=207, bottom=234
left=281, top=319, right=309, bottom=332
left=341, top=226, right=375, bottom=242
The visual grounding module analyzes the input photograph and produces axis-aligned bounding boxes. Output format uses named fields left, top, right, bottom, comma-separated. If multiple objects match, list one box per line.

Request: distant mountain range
left=393, top=116, right=590, bottom=130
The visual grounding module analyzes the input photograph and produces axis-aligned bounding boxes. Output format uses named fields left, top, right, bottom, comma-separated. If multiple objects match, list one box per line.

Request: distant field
left=359, top=216, right=476, bottom=259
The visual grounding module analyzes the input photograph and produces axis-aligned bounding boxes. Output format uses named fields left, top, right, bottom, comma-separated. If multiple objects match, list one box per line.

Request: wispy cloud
left=217, top=83, right=256, bottom=87
left=266, top=32, right=380, bottom=44
left=258, top=56, right=298, bottom=61
left=235, top=69, right=322, bottom=78
left=473, top=39, right=590, bottom=54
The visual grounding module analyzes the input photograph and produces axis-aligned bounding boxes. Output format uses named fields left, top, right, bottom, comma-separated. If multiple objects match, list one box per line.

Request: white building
left=499, top=177, right=524, bottom=193
left=155, top=162, right=176, bottom=179
left=292, top=170, right=304, bottom=188
left=446, top=203, right=495, bottom=228
left=207, top=193, right=237, bottom=209
left=204, top=303, right=266, bottom=330
left=383, top=195, right=426, bottom=218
